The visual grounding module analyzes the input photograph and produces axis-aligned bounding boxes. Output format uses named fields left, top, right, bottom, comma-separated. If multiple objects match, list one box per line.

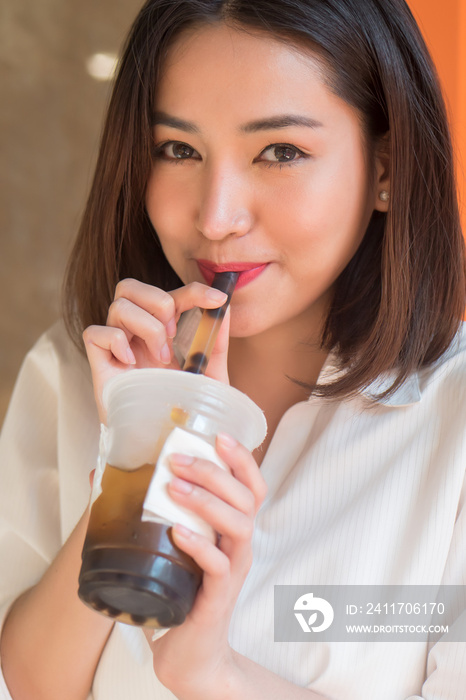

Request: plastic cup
left=78, top=368, right=266, bottom=629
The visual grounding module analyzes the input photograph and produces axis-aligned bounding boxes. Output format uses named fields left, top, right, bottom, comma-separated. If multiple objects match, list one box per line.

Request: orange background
left=408, top=0, right=466, bottom=231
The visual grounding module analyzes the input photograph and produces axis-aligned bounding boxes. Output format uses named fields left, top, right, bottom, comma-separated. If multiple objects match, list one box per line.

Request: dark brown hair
left=63, top=0, right=466, bottom=399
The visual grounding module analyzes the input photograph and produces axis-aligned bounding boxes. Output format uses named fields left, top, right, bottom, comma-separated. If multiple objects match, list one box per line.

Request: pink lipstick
left=197, top=259, right=268, bottom=289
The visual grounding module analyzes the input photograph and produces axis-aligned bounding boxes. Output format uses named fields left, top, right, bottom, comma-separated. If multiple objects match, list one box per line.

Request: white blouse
left=0, top=320, right=465, bottom=700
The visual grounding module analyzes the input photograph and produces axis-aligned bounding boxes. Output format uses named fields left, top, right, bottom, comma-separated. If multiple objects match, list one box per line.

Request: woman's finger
left=114, top=279, right=177, bottom=334
left=114, top=279, right=228, bottom=328
left=169, top=281, right=228, bottom=318
left=83, top=325, right=138, bottom=421
left=83, top=325, right=137, bottom=368
left=169, top=453, right=255, bottom=516
left=168, top=474, right=254, bottom=546
left=215, top=433, right=268, bottom=511
left=107, top=297, right=172, bottom=365
left=170, top=521, right=252, bottom=619
left=172, top=525, right=230, bottom=580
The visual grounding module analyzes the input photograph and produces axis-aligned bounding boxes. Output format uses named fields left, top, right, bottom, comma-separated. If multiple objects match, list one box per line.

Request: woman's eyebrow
left=240, top=114, right=324, bottom=132
left=152, top=111, right=200, bottom=133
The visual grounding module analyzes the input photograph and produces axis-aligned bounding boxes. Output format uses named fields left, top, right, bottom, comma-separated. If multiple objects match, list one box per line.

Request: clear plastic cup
left=78, top=368, right=267, bottom=629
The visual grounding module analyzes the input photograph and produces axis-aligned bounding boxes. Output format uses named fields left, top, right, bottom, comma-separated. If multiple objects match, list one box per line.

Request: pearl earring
left=379, top=190, right=390, bottom=202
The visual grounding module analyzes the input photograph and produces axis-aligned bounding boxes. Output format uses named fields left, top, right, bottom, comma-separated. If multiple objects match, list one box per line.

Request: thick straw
left=182, top=271, right=239, bottom=374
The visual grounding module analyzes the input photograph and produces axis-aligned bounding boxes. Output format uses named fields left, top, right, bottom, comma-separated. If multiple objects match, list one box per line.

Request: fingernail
left=173, top=523, right=193, bottom=538
left=166, top=318, right=177, bottom=339
left=170, top=477, right=193, bottom=494
left=217, top=432, right=237, bottom=448
left=126, top=347, right=137, bottom=364
left=205, top=288, right=228, bottom=303
left=160, top=343, right=171, bottom=364
left=170, top=453, right=194, bottom=467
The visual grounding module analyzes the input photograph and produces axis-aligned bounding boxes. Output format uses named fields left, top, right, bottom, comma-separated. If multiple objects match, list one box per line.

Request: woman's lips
left=196, top=260, right=269, bottom=289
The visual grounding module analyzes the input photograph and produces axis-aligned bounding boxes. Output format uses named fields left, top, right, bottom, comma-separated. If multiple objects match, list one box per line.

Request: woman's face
left=146, top=23, right=387, bottom=339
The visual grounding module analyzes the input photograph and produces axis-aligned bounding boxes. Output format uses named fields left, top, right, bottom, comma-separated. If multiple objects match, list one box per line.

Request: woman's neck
left=227, top=312, right=328, bottom=463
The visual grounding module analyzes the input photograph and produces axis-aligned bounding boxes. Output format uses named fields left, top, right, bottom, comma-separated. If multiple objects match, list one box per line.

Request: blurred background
left=0, top=0, right=142, bottom=423
left=1, top=0, right=465, bottom=425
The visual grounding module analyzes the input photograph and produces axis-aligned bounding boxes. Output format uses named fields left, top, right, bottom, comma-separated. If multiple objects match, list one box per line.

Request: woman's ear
left=373, top=132, right=390, bottom=213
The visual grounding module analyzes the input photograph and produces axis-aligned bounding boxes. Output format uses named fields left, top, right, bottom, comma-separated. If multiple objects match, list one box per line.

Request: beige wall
left=0, top=0, right=142, bottom=424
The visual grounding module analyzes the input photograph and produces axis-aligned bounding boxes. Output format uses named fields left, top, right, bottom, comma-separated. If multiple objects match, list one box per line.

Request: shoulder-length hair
left=63, top=0, right=466, bottom=399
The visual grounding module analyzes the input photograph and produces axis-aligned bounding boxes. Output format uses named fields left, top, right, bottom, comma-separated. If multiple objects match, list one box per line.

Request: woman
left=1, top=0, right=465, bottom=698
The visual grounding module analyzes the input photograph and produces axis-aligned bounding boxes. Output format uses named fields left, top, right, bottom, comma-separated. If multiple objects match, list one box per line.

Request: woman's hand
left=144, top=432, right=267, bottom=700
left=83, top=277, right=269, bottom=699
left=82, top=278, right=229, bottom=421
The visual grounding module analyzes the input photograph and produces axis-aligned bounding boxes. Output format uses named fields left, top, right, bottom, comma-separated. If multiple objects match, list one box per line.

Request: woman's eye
left=154, top=141, right=200, bottom=160
left=258, top=144, right=305, bottom=164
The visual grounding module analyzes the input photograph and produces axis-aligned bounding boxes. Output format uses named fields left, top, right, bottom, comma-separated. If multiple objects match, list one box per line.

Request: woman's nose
left=195, top=167, right=254, bottom=240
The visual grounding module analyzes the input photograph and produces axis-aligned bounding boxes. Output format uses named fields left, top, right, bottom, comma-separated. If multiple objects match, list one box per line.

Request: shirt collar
left=361, top=371, right=421, bottom=407
left=317, top=354, right=421, bottom=408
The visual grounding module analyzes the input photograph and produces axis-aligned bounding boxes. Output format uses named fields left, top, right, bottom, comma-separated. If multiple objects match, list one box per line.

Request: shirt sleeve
left=405, top=466, right=466, bottom=700
left=0, top=332, right=62, bottom=697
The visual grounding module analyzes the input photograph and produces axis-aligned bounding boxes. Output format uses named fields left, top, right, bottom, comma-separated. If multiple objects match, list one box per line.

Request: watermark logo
left=274, top=585, right=466, bottom=642
left=294, top=592, right=334, bottom=633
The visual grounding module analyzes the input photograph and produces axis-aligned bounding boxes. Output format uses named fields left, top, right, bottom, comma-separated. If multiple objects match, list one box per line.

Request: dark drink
left=78, top=462, right=202, bottom=628
left=78, top=367, right=266, bottom=629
